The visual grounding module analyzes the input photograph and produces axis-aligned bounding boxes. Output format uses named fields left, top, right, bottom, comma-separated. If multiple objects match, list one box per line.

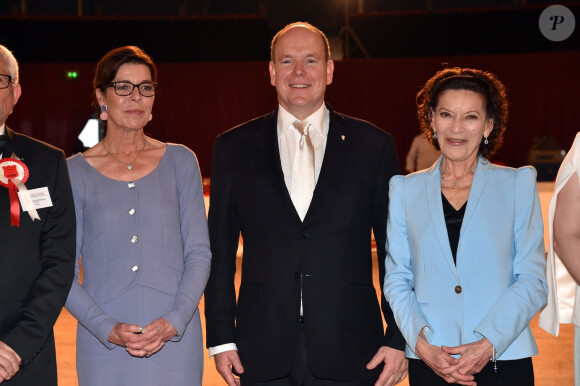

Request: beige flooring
left=54, top=249, right=574, bottom=386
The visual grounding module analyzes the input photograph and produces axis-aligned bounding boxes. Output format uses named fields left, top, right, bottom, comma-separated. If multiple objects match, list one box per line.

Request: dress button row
left=126, top=181, right=137, bottom=273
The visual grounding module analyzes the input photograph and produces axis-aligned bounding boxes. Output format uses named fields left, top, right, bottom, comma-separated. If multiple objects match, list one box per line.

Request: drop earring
left=100, top=105, right=108, bottom=121
left=484, top=136, right=489, bottom=145
left=433, top=131, right=437, bottom=139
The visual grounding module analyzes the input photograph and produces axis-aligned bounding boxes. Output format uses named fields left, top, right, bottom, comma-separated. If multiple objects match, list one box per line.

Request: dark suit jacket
left=0, top=127, right=75, bottom=385
left=205, top=104, right=405, bottom=382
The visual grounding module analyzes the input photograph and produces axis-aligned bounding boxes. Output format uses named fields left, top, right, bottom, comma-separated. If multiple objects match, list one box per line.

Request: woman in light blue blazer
left=384, top=68, right=547, bottom=385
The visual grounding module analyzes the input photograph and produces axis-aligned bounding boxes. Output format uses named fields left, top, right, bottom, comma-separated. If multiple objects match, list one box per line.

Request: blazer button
left=301, top=233, right=310, bottom=239
left=455, top=285, right=462, bottom=294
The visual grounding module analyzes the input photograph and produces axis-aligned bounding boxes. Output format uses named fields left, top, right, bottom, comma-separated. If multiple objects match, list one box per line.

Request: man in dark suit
left=0, top=44, right=75, bottom=385
left=205, top=23, right=407, bottom=385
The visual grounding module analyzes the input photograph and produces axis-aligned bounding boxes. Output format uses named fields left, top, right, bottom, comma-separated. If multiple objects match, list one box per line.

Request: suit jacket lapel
left=425, top=159, right=460, bottom=281
left=257, top=109, right=304, bottom=223
left=460, top=156, right=491, bottom=235
left=304, top=104, right=351, bottom=223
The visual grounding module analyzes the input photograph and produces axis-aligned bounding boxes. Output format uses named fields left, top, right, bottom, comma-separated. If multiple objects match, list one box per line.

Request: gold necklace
left=102, top=138, right=147, bottom=170
left=440, top=158, right=477, bottom=188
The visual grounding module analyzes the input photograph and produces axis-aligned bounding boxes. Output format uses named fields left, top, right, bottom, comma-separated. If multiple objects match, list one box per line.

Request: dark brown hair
left=93, top=46, right=157, bottom=115
left=417, top=67, right=508, bottom=159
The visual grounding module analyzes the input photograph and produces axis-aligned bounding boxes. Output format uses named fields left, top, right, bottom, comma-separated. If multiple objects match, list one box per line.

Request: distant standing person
left=405, top=132, right=441, bottom=173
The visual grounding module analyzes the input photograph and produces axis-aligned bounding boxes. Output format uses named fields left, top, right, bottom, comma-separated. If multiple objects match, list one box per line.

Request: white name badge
left=18, top=187, right=53, bottom=211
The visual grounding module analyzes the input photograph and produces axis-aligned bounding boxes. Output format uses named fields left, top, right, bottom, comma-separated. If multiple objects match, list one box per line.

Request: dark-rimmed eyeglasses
left=103, top=81, right=158, bottom=97
left=0, top=74, right=14, bottom=89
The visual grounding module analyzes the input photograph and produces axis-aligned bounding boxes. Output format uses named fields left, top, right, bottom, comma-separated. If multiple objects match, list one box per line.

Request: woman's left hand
left=126, top=318, right=177, bottom=358
left=146, top=317, right=178, bottom=343
left=441, top=337, right=493, bottom=376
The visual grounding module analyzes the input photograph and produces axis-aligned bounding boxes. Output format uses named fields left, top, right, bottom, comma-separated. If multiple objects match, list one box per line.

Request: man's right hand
left=214, top=350, right=244, bottom=386
left=0, top=340, right=21, bottom=383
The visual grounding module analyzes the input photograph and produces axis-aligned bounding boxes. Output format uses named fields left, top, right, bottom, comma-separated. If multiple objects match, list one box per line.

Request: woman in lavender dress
left=65, top=46, right=211, bottom=386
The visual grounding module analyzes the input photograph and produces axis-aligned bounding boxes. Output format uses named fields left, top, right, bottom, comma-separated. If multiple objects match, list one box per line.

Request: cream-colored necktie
left=290, top=120, right=315, bottom=221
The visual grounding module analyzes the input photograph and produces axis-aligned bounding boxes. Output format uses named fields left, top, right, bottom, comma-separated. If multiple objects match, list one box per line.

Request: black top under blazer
left=204, top=104, right=405, bottom=382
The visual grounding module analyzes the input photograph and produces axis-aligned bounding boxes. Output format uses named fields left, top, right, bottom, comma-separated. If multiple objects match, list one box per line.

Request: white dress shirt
left=277, top=103, right=329, bottom=193
left=0, top=123, right=5, bottom=157
left=209, top=103, right=330, bottom=357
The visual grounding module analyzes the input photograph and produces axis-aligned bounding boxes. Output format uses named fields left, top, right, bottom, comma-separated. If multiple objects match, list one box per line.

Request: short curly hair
left=416, top=67, right=508, bottom=159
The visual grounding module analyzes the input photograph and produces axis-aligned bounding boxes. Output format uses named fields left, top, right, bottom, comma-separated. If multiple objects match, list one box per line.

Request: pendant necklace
left=441, top=158, right=477, bottom=188
left=103, top=138, right=147, bottom=170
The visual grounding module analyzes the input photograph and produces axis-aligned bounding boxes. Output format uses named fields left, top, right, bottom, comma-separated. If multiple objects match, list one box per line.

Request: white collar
left=277, top=104, right=328, bottom=138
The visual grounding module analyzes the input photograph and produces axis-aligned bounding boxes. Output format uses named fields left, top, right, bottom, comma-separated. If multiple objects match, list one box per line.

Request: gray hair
left=0, top=44, right=19, bottom=84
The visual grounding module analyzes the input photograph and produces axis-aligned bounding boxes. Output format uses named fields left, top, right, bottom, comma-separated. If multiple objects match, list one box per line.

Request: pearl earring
left=100, top=105, right=108, bottom=121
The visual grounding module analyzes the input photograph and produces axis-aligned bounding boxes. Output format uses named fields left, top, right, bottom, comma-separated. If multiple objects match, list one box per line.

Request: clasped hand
left=108, top=317, right=177, bottom=357
left=416, top=334, right=493, bottom=385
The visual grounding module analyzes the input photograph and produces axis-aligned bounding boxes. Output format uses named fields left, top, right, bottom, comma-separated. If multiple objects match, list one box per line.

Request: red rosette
left=0, top=158, right=30, bottom=226
left=0, top=158, right=29, bottom=187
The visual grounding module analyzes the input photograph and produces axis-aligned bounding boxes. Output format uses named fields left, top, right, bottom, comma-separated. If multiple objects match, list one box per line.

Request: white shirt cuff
left=208, top=343, right=238, bottom=357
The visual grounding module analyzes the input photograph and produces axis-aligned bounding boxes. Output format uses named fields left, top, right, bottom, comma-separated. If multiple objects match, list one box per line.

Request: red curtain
left=8, top=51, right=579, bottom=177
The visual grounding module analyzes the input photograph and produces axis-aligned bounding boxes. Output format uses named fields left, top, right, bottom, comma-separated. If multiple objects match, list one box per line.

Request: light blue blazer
left=384, top=156, right=548, bottom=360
